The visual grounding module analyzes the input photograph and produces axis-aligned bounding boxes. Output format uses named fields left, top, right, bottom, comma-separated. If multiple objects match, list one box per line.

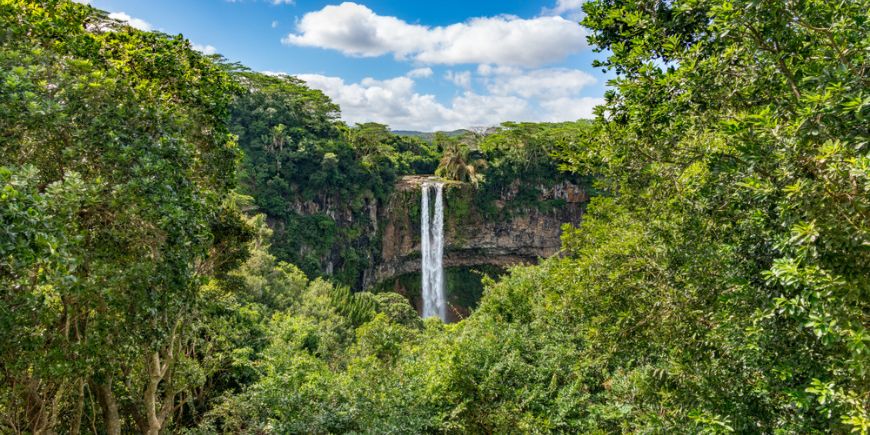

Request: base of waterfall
left=373, top=265, right=505, bottom=323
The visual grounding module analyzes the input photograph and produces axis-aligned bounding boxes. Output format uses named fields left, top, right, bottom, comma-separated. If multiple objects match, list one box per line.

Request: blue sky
left=78, top=0, right=609, bottom=131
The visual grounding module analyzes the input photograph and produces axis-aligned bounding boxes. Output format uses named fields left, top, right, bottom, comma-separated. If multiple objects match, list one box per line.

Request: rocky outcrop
left=277, top=175, right=588, bottom=289
left=366, top=176, right=587, bottom=288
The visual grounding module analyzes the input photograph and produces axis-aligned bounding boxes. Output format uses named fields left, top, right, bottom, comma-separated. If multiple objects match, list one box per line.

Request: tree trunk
left=91, top=380, right=120, bottom=435
left=70, top=380, right=85, bottom=435
left=25, top=377, right=49, bottom=434
left=144, top=352, right=163, bottom=435
left=144, top=341, right=178, bottom=434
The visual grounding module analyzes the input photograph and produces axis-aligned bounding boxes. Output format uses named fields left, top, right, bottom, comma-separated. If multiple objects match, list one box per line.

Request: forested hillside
left=229, top=74, right=587, bottom=288
left=1, top=0, right=867, bottom=433
left=229, top=73, right=440, bottom=286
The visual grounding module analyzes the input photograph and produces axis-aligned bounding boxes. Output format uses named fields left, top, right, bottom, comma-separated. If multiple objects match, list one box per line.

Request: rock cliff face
left=275, top=175, right=588, bottom=289
left=367, top=176, right=587, bottom=288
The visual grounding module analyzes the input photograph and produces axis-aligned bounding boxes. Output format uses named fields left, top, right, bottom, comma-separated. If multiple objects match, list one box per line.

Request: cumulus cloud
left=445, top=70, right=472, bottom=89
left=192, top=43, right=218, bottom=55
left=407, top=67, right=434, bottom=78
left=108, top=12, right=152, bottom=31
left=293, top=72, right=601, bottom=131
left=539, top=96, right=605, bottom=120
left=541, top=0, right=586, bottom=21
left=283, top=2, right=587, bottom=67
left=477, top=64, right=522, bottom=76
left=297, top=74, right=453, bottom=130
left=482, top=67, right=596, bottom=99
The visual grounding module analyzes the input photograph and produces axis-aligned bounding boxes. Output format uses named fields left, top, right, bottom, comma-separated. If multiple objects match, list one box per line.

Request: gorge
left=378, top=176, right=588, bottom=319
left=265, top=173, right=589, bottom=319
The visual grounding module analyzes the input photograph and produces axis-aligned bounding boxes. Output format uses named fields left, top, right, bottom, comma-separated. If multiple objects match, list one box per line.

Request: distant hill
left=391, top=129, right=469, bottom=142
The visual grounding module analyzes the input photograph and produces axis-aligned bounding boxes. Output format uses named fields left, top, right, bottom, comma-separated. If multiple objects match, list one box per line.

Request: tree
left=230, top=73, right=439, bottom=287
left=435, top=138, right=486, bottom=187
left=555, top=0, right=870, bottom=430
left=0, top=1, right=249, bottom=432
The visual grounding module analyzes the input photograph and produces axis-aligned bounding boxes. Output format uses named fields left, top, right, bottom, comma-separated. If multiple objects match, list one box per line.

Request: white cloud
left=296, top=73, right=523, bottom=130
left=482, top=67, right=596, bottom=99
left=541, top=0, right=586, bottom=21
left=108, top=12, right=152, bottom=31
left=272, top=20, right=279, bottom=28
left=283, top=2, right=587, bottom=67
left=294, top=72, right=601, bottom=131
left=445, top=70, right=472, bottom=89
left=539, top=97, right=605, bottom=121
left=449, top=92, right=531, bottom=126
left=192, top=43, right=218, bottom=55
left=407, top=67, right=433, bottom=78
left=477, top=64, right=522, bottom=76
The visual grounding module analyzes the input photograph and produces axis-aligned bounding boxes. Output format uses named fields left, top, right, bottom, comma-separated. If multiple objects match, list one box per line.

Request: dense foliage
left=232, top=75, right=579, bottom=287
left=473, top=121, right=595, bottom=217
left=564, top=0, right=869, bottom=429
left=208, top=0, right=868, bottom=432
left=230, top=75, right=440, bottom=286
left=2, top=0, right=867, bottom=433
left=0, top=1, right=250, bottom=433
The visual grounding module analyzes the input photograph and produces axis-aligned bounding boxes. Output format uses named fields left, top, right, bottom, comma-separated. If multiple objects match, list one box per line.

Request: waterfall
left=421, top=182, right=446, bottom=320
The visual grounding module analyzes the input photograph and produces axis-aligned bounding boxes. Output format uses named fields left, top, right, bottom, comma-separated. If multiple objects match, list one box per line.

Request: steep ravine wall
left=366, top=175, right=587, bottom=288
left=272, top=175, right=588, bottom=290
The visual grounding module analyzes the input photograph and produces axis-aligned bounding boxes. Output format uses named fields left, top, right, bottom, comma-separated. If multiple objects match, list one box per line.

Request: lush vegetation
left=232, top=74, right=578, bottom=288
left=373, top=265, right=505, bottom=319
left=230, top=74, right=440, bottom=286
left=1, top=0, right=867, bottom=433
left=1, top=1, right=250, bottom=432
left=472, top=121, right=596, bottom=217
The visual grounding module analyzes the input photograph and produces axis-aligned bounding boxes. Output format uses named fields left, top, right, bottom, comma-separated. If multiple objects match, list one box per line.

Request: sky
left=75, top=0, right=610, bottom=131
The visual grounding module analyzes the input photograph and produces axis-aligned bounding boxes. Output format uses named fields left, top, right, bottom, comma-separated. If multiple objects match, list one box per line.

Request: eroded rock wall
left=277, top=175, right=588, bottom=289
left=368, top=176, right=587, bottom=287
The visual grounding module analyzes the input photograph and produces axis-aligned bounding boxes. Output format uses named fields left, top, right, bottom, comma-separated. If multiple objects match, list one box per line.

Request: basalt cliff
left=374, top=176, right=587, bottom=287
left=273, top=175, right=588, bottom=289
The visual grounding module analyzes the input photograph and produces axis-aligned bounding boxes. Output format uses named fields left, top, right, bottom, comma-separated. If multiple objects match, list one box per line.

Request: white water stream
left=421, top=182, right=446, bottom=320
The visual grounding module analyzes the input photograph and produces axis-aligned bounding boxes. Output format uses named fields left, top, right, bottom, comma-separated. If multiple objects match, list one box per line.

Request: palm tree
left=435, top=141, right=486, bottom=187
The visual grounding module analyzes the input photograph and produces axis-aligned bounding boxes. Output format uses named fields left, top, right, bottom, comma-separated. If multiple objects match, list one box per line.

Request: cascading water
left=421, top=182, right=446, bottom=320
